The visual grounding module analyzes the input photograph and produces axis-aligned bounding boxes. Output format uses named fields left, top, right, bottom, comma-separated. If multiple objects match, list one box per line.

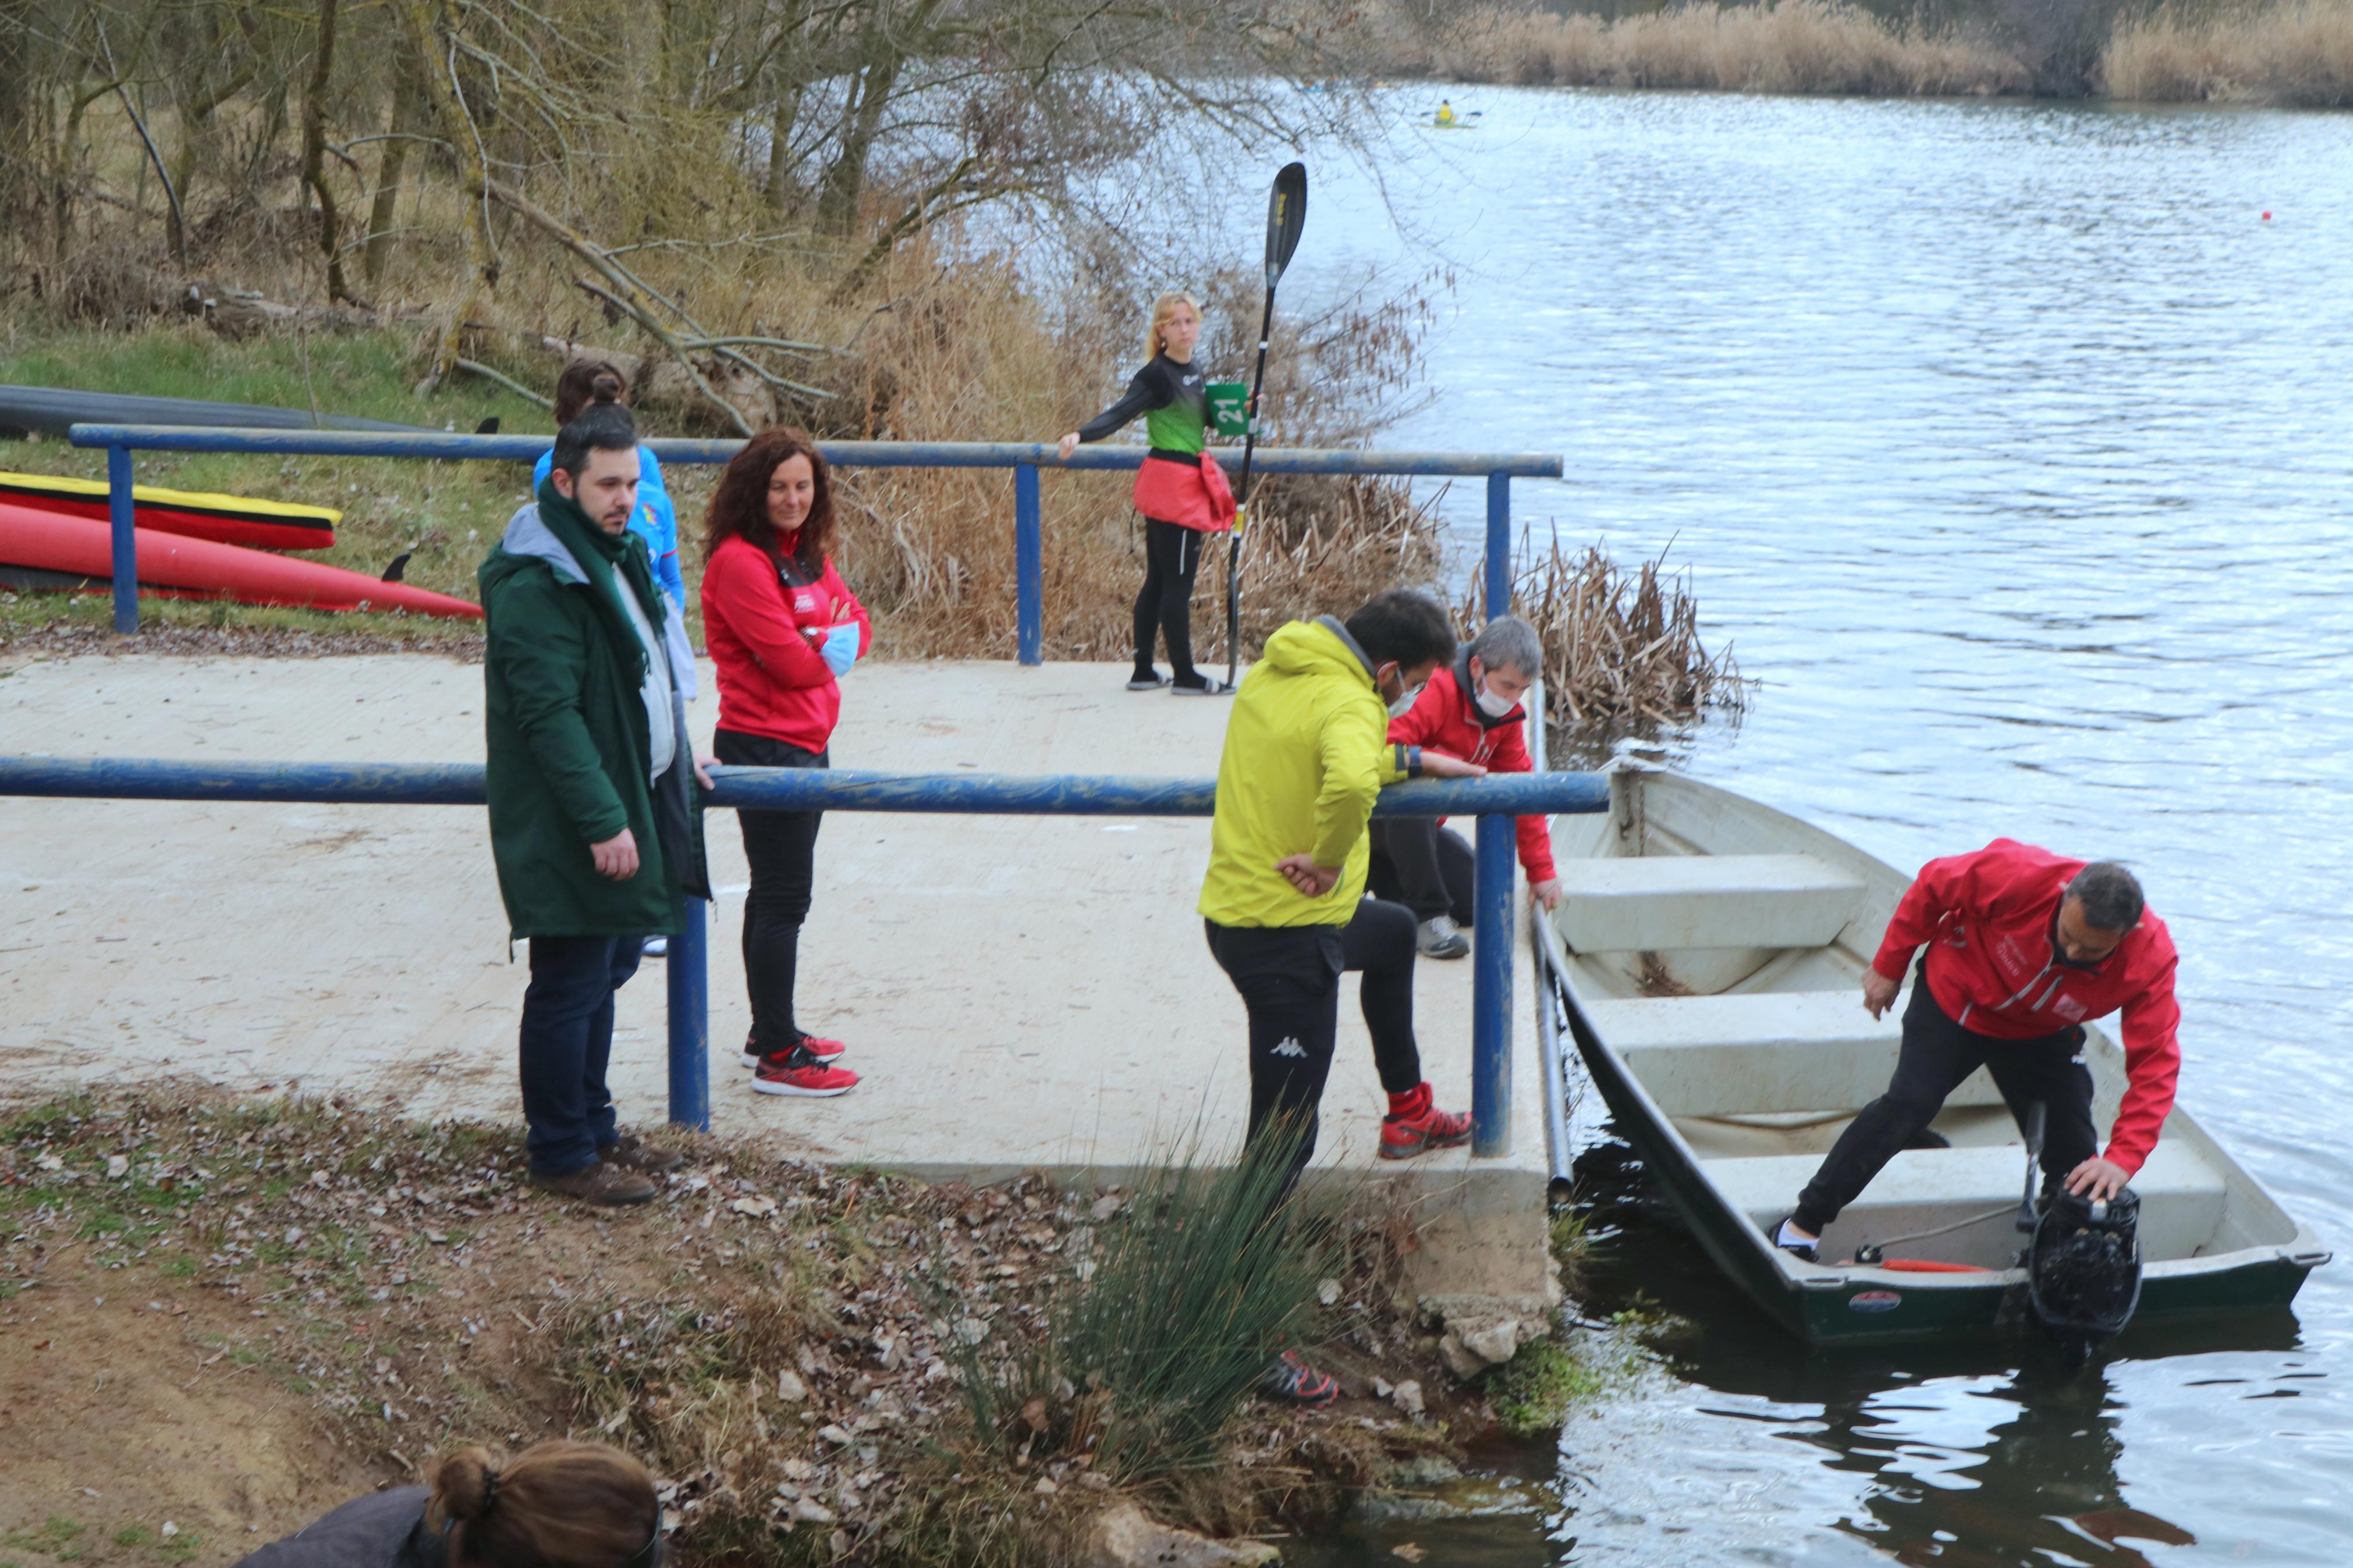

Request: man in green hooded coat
left=480, top=404, right=708, bottom=1206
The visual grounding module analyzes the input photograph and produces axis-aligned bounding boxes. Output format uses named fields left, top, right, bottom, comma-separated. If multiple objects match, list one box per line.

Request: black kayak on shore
left=0, top=384, right=428, bottom=440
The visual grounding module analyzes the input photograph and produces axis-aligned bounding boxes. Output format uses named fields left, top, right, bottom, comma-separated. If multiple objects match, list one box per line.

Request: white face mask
left=1472, top=675, right=1516, bottom=720
left=1387, top=684, right=1424, bottom=720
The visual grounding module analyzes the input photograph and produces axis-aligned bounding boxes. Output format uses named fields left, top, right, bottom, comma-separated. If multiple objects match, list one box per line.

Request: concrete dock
left=0, top=652, right=1551, bottom=1303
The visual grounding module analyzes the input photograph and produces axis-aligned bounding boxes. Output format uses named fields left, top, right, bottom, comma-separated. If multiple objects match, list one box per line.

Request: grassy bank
left=0, top=1091, right=1602, bottom=1567
left=1362, top=0, right=2353, bottom=101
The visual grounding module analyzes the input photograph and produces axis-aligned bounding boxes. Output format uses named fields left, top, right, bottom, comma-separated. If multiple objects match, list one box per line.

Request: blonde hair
left=1144, top=291, right=1202, bottom=361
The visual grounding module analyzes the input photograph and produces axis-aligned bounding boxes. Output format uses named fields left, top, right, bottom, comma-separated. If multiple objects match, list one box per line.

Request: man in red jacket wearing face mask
left=1774, top=840, right=2182, bottom=1263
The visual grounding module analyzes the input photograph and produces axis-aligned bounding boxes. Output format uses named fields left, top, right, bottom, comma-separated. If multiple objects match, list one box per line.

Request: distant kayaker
left=1435, top=99, right=1456, bottom=126
left=1368, top=614, right=1564, bottom=959
left=1056, top=290, right=1237, bottom=696
left=480, top=401, right=707, bottom=1206
left=1774, top=844, right=2183, bottom=1263
left=700, top=428, right=869, bottom=1099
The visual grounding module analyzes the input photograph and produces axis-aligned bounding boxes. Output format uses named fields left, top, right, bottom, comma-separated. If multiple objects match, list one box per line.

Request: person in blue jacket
left=533, top=361, right=687, bottom=624
left=535, top=360, right=693, bottom=959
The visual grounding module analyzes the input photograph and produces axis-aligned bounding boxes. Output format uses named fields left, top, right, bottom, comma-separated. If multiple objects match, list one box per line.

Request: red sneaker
left=1380, top=1102, right=1472, bottom=1160
left=753, top=1048, right=859, bottom=1098
left=741, top=1033, right=847, bottom=1068
left=1263, top=1349, right=1339, bottom=1407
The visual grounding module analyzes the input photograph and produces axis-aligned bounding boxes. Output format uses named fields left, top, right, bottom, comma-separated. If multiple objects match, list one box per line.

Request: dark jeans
left=1134, top=517, right=1204, bottom=683
left=519, top=934, right=644, bottom=1176
left=1204, top=898, right=1425, bottom=1193
left=715, top=728, right=827, bottom=1053
left=1368, top=819, right=1475, bottom=926
left=1793, top=962, right=2095, bottom=1233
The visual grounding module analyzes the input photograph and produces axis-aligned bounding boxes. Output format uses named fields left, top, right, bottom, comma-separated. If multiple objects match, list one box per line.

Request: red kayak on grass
left=0, top=468, right=338, bottom=551
left=0, top=501, right=480, bottom=620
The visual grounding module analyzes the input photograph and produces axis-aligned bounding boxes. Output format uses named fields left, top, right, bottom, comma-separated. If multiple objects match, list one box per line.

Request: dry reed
left=1463, top=535, right=1748, bottom=746
left=1424, top=0, right=2032, bottom=96
left=2101, top=0, right=2353, bottom=102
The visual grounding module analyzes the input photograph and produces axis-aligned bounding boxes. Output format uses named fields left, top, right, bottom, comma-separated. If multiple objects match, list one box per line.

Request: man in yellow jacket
left=1202, top=588, right=1489, bottom=1175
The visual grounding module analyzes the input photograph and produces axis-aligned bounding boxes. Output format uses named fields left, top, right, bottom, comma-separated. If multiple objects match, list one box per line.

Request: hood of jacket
left=1262, top=615, right=1378, bottom=687
left=489, top=495, right=696, bottom=698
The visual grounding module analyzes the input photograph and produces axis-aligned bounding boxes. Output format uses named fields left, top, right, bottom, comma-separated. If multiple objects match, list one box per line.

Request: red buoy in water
left=2263, top=211, right=2273, bottom=220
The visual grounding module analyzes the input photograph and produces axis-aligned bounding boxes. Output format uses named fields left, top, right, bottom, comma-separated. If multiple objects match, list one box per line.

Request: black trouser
left=1793, top=962, right=2095, bottom=1234
left=517, top=934, right=643, bottom=1175
left=1367, top=819, right=1475, bottom=926
left=715, top=727, right=826, bottom=1053
left=1134, top=517, right=1204, bottom=683
left=1204, top=898, right=1425, bottom=1193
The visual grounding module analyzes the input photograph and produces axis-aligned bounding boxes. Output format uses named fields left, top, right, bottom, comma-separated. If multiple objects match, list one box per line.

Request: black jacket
left=235, top=1488, right=449, bottom=1568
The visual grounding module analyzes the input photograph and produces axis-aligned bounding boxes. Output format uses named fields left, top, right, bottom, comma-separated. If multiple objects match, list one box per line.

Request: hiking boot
left=531, top=1161, right=656, bottom=1207
left=1416, top=915, right=1470, bottom=959
left=1263, top=1349, right=1339, bottom=1407
left=1380, top=1101, right=1473, bottom=1160
left=753, top=1047, right=860, bottom=1098
left=740, top=1032, right=847, bottom=1068
left=1773, top=1217, right=1819, bottom=1264
left=598, top=1132, right=684, bottom=1175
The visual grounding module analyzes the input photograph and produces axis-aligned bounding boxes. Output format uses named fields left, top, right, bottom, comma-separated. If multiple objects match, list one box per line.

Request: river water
left=1270, top=87, right=2353, bottom=1565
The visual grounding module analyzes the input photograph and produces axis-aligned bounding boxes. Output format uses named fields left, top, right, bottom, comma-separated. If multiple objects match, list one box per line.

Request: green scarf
left=534, top=475, right=667, bottom=672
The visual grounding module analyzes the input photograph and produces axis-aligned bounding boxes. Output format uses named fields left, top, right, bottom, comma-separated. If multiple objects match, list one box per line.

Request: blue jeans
left=519, top=934, right=644, bottom=1176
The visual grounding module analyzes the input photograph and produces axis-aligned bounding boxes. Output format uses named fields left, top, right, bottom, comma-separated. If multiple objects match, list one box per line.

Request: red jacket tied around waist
left=701, top=532, right=872, bottom=753
left=1870, top=837, right=2181, bottom=1175
left=1132, top=451, right=1236, bottom=535
left=1384, top=652, right=1557, bottom=883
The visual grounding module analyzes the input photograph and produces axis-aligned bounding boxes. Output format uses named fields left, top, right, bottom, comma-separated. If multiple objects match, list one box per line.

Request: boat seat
left=1705, top=1141, right=2228, bottom=1266
left=1554, top=854, right=1866, bottom=953
left=1582, top=990, right=2003, bottom=1118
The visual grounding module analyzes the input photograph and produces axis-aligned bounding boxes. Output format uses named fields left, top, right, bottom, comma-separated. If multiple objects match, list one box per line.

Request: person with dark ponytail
left=533, top=361, right=687, bottom=626
left=233, top=1441, right=661, bottom=1568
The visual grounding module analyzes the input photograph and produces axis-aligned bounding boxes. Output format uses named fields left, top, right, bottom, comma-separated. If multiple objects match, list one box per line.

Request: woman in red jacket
left=701, top=429, right=869, bottom=1097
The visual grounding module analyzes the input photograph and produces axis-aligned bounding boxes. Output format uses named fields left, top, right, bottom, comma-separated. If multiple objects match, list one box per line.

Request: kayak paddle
left=1226, top=161, right=1308, bottom=687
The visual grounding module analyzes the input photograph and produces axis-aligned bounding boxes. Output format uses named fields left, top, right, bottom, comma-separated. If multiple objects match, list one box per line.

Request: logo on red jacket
left=793, top=591, right=817, bottom=614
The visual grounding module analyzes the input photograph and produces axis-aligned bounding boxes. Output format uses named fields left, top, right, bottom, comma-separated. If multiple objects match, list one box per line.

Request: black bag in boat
left=2027, top=1186, right=2142, bottom=1353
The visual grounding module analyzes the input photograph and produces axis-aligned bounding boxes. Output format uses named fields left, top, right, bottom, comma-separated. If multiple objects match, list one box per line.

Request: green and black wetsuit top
left=1076, top=354, right=1207, bottom=458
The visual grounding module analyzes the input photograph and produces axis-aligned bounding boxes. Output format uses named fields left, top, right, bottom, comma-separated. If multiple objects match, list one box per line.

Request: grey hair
left=2067, top=862, right=2145, bottom=933
left=1469, top=614, right=1543, bottom=681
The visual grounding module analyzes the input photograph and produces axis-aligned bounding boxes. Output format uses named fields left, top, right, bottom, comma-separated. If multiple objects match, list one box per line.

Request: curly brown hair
left=427, top=1439, right=656, bottom=1568
left=701, top=426, right=834, bottom=575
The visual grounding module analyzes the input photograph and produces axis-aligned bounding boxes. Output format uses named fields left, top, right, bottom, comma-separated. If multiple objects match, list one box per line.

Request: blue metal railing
left=65, top=425, right=1561, bottom=668
left=1, top=756, right=1607, bottom=1154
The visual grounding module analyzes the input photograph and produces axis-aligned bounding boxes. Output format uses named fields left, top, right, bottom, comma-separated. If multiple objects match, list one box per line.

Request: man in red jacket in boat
left=1774, top=840, right=2182, bottom=1264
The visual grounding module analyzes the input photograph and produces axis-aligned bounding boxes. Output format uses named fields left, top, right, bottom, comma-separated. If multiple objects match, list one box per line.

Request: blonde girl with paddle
left=1057, top=291, right=1236, bottom=695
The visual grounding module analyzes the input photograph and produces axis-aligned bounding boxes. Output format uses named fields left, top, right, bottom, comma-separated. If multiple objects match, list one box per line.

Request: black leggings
left=1204, top=898, right=1424, bottom=1193
left=1367, top=819, right=1475, bottom=926
left=1794, top=963, right=2095, bottom=1233
left=715, top=727, right=826, bottom=1053
left=1134, top=517, right=1205, bottom=683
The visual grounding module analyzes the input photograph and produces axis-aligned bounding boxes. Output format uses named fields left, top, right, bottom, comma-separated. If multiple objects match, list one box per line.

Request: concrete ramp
left=0, top=653, right=1550, bottom=1301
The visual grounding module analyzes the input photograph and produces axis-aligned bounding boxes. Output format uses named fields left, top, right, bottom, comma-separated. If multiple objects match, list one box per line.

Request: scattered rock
left=1084, top=1502, right=1281, bottom=1568
left=1374, top=1377, right=1393, bottom=1399
left=953, top=1316, right=989, bottom=1346
left=1422, top=1295, right=1554, bottom=1378
left=729, top=1194, right=777, bottom=1218
left=107, top=1155, right=129, bottom=1179
left=1089, top=1193, right=1124, bottom=1222
left=1389, top=1379, right=1425, bottom=1418
left=792, top=1497, right=836, bottom=1524
left=1317, top=1277, right=1341, bottom=1306
left=776, top=1369, right=808, bottom=1403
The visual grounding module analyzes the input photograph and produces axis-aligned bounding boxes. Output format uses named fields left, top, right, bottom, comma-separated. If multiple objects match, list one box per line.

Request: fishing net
left=2028, top=1187, right=2142, bottom=1361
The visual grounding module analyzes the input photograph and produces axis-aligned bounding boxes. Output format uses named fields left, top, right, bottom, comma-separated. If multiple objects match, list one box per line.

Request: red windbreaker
left=1385, top=649, right=1557, bottom=883
left=1871, top=838, right=2181, bottom=1175
left=701, top=532, right=872, bottom=754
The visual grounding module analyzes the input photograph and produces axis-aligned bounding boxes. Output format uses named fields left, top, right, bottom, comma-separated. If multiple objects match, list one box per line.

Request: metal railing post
left=1471, top=468, right=1517, bottom=1156
left=109, top=444, right=137, bottom=634
left=1014, top=462, right=1042, bottom=666
left=667, top=895, right=711, bottom=1132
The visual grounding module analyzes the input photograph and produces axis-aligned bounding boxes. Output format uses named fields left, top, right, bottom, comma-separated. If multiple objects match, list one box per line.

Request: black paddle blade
left=1264, top=162, right=1308, bottom=291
